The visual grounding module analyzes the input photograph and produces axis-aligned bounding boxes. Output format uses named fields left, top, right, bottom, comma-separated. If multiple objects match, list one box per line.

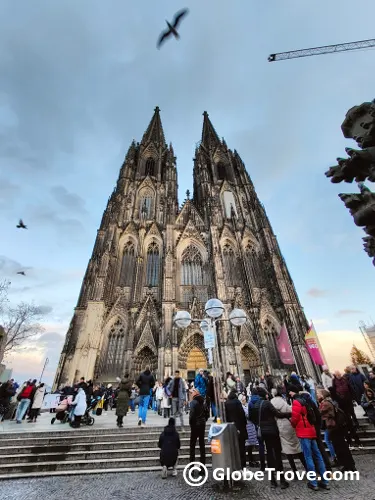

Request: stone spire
left=201, top=111, right=221, bottom=150
left=141, top=106, right=166, bottom=146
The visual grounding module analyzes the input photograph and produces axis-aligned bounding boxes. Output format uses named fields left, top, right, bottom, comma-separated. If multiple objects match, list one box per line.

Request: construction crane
left=268, top=38, right=375, bottom=62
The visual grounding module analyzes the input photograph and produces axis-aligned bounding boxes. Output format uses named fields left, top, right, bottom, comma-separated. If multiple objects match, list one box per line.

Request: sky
left=0, top=0, right=374, bottom=385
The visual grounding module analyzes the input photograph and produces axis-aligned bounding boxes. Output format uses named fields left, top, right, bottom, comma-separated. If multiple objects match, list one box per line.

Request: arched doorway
left=133, top=346, right=158, bottom=379
left=178, top=331, right=208, bottom=382
left=241, top=344, right=261, bottom=385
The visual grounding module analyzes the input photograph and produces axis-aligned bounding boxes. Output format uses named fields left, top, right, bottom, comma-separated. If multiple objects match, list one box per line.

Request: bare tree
left=0, top=282, right=45, bottom=361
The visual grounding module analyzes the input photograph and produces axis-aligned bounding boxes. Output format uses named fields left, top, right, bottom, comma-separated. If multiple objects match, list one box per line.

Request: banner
left=305, top=323, right=325, bottom=365
left=276, top=323, right=295, bottom=365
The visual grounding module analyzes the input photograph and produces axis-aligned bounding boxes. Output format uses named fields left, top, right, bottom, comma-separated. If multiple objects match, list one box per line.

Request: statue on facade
left=326, top=99, right=375, bottom=265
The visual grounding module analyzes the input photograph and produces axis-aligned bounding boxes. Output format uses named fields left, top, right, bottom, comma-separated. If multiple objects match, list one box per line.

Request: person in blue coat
left=194, top=369, right=207, bottom=398
left=349, top=366, right=366, bottom=404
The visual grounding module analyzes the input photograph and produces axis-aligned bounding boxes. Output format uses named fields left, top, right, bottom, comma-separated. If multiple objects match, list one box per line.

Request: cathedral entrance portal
left=186, top=347, right=207, bottom=382
left=241, top=344, right=261, bottom=385
left=133, top=347, right=158, bottom=379
left=178, top=331, right=208, bottom=382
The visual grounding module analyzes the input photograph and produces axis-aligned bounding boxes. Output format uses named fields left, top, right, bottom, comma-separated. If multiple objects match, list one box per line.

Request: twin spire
left=141, top=107, right=222, bottom=150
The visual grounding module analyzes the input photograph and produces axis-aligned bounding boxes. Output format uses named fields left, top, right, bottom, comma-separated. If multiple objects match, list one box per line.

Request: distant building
left=54, top=108, right=319, bottom=388
left=0, top=365, right=12, bottom=383
left=360, top=321, right=375, bottom=361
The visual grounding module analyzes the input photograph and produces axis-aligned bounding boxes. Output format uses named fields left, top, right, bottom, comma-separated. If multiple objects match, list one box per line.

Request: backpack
left=330, top=401, right=348, bottom=429
left=296, top=396, right=317, bottom=426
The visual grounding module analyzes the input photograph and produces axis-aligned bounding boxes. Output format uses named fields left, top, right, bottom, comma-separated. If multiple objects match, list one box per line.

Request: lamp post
left=39, top=357, right=49, bottom=384
left=174, top=298, right=247, bottom=423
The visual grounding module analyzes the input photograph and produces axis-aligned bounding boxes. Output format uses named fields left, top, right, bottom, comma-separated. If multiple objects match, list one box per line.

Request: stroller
left=51, top=396, right=72, bottom=424
left=80, top=396, right=101, bottom=426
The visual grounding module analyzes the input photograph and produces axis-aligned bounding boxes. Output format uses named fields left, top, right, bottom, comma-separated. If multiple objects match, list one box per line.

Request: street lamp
left=173, top=298, right=247, bottom=423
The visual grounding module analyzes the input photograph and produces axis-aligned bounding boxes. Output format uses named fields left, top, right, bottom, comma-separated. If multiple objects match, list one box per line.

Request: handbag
left=257, top=401, right=264, bottom=439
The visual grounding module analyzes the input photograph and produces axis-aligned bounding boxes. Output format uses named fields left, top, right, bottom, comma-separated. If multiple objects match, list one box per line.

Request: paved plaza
left=0, top=455, right=373, bottom=500
left=0, top=407, right=171, bottom=433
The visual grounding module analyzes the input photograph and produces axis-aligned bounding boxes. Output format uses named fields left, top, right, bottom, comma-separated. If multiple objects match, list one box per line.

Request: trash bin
left=209, top=422, right=241, bottom=480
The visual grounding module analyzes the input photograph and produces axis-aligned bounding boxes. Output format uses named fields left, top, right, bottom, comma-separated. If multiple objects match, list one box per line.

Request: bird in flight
left=16, top=219, right=27, bottom=229
left=17, top=271, right=26, bottom=276
left=157, top=8, right=189, bottom=49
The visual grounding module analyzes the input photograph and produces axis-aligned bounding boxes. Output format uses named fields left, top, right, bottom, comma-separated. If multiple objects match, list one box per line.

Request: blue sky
left=0, top=0, right=374, bottom=384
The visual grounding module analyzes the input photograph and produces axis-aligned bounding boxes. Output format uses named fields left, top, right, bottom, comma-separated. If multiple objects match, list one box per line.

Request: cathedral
left=54, top=107, right=318, bottom=388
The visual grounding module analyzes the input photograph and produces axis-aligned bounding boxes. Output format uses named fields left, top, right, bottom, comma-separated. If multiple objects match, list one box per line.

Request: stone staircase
left=0, top=417, right=373, bottom=479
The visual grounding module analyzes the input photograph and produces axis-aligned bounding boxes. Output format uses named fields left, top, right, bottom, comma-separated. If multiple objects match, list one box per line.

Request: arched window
left=120, top=241, right=136, bottom=286
left=217, top=162, right=226, bottom=180
left=181, top=245, right=204, bottom=285
left=146, top=241, right=160, bottom=286
left=105, top=319, right=126, bottom=375
left=222, top=243, right=240, bottom=285
left=145, top=157, right=155, bottom=176
left=139, top=195, right=152, bottom=219
left=244, top=244, right=258, bottom=287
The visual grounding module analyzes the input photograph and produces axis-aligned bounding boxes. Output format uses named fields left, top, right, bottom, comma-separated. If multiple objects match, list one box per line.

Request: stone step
left=0, top=425, right=371, bottom=449
left=0, top=430, right=373, bottom=456
left=1, top=437, right=374, bottom=465
left=0, top=417, right=370, bottom=441
left=0, top=446, right=374, bottom=478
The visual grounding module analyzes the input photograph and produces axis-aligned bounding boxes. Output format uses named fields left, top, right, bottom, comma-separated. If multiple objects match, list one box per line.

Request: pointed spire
left=141, top=106, right=166, bottom=146
left=201, top=111, right=221, bottom=150
left=125, top=139, right=137, bottom=161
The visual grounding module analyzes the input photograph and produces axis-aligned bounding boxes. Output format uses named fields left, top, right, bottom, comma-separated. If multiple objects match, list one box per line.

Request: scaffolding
left=359, top=321, right=375, bottom=361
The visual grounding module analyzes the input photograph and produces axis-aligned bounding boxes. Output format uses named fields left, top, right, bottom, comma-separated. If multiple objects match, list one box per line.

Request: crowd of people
left=0, top=362, right=374, bottom=490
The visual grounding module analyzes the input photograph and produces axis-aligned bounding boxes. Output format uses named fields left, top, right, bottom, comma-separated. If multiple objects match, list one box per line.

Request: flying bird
left=157, top=8, right=189, bottom=49
left=16, top=219, right=27, bottom=229
left=17, top=271, right=26, bottom=276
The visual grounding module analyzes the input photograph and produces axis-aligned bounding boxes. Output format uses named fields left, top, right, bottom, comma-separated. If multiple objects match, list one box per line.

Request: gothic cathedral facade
left=54, top=107, right=317, bottom=387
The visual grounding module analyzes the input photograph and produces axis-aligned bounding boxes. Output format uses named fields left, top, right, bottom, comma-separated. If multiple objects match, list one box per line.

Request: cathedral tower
left=54, top=108, right=317, bottom=387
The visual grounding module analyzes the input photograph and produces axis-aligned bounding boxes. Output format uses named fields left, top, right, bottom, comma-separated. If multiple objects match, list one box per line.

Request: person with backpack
left=15, top=381, right=36, bottom=424
left=289, top=384, right=330, bottom=491
left=135, top=365, right=155, bottom=427
left=158, top=417, right=181, bottom=478
left=189, top=388, right=208, bottom=468
left=318, top=389, right=357, bottom=472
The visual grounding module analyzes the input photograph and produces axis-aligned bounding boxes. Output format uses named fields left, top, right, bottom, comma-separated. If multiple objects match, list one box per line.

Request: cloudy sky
left=0, top=0, right=374, bottom=385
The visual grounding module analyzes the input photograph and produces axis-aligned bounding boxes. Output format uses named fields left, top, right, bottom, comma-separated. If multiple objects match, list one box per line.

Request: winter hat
left=288, top=384, right=301, bottom=394
left=168, top=417, right=175, bottom=426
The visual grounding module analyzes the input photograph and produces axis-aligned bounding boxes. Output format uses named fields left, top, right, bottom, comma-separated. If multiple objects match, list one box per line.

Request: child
left=158, top=417, right=181, bottom=478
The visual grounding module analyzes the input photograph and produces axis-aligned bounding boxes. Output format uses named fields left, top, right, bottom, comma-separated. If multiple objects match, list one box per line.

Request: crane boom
left=268, top=38, right=375, bottom=62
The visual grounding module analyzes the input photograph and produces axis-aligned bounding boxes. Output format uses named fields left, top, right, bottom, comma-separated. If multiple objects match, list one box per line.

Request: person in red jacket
left=289, top=385, right=330, bottom=492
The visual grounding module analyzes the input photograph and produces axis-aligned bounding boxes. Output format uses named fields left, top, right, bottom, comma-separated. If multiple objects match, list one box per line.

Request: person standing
left=321, top=366, right=333, bottom=391
left=332, top=370, right=361, bottom=447
left=249, top=387, right=290, bottom=489
left=189, top=389, right=208, bottom=468
left=158, top=417, right=181, bottom=478
left=318, top=389, right=357, bottom=471
left=167, top=370, right=186, bottom=430
left=194, top=369, right=207, bottom=398
left=271, top=386, right=306, bottom=472
left=70, top=387, right=87, bottom=428
left=15, top=381, right=36, bottom=424
left=225, top=390, right=248, bottom=468
left=206, top=372, right=217, bottom=422
left=136, top=365, right=155, bottom=427
left=349, top=366, right=366, bottom=405
left=116, top=375, right=132, bottom=427
left=28, top=383, right=45, bottom=423
left=289, top=385, right=329, bottom=491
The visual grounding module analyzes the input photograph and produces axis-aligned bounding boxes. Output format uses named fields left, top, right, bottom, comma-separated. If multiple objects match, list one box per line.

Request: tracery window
left=181, top=245, right=204, bottom=285
left=222, top=243, right=239, bottom=285
left=146, top=241, right=160, bottom=286
left=223, top=191, right=237, bottom=218
left=145, top=157, right=155, bottom=176
left=139, top=195, right=152, bottom=219
left=105, top=319, right=126, bottom=375
left=244, top=244, right=258, bottom=287
left=120, top=241, right=136, bottom=286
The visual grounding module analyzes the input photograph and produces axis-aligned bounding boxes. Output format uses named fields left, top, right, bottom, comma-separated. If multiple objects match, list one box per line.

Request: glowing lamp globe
left=200, top=319, right=210, bottom=333
left=205, top=298, right=224, bottom=319
left=174, top=310, right=192, bottom=328
left=229, top=308, right=247, bottom=326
